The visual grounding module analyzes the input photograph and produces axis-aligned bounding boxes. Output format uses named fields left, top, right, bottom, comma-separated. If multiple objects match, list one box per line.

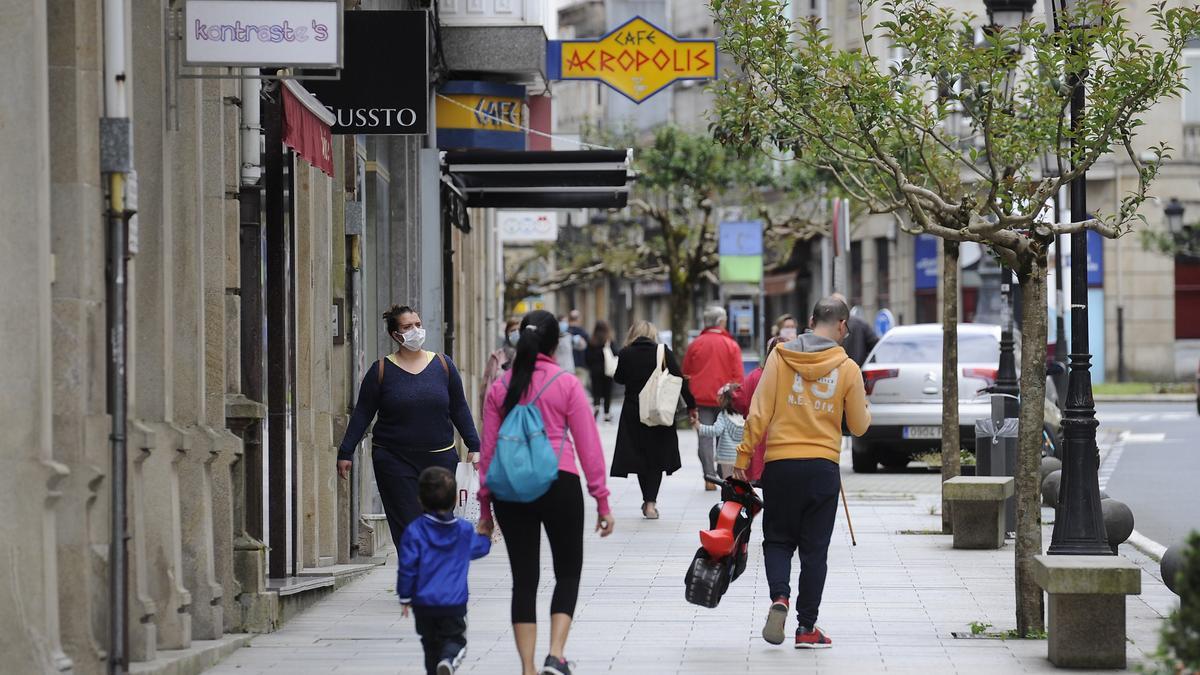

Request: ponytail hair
left=501, top=310, right=561, bottom=419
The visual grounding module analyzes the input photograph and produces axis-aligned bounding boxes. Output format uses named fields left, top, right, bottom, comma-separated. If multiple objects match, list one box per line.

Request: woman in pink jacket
left=476, top=310, right=614, bottom=675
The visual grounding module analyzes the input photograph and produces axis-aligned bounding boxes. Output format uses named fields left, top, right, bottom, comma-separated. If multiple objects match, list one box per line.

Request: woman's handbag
left=602, top=342, right=618, bottom=377
left=454, top=462, right=481, bottom=522
left=639, top=343, right=684, bottom=427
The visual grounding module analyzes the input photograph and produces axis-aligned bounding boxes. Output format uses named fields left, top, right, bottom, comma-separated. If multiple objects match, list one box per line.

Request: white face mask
left=779, top=327, right=798, bottom=341
left=399, top=327, right=426, bottom=352
left=507, top=331, right=520, bottom=346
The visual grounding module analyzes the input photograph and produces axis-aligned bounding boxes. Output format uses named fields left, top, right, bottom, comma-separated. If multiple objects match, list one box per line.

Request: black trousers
left=413, top=611, right=466, bottom=675
left=761, top=458, right=840, bottom=629
left=637, top=471, right=662, bottom=502
left=492, top=472, right=585, bottom=623
left=590, top=372, right=612, bottom=413
left=371, top=447, right=459, bottom=549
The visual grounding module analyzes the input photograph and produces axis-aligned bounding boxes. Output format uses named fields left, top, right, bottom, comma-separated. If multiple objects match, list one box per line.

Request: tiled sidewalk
left=207, top=412, right=1177, bottom=674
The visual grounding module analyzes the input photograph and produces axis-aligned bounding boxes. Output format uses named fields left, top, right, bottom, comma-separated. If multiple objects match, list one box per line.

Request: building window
left=875, top=237, right=890, bottom=309
left=1182, top=46, right=1200, bottom=160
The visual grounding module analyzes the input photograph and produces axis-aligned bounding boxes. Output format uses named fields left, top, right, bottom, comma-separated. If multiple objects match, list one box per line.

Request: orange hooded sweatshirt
left=735, top=333, right=871, bottom=467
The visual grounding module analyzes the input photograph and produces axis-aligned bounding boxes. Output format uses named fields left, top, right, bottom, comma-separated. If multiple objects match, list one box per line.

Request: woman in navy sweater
left=337, top=305, right=481, bottom=548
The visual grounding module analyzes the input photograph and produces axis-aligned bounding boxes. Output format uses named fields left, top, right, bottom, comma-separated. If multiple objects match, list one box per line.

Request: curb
left=1126, top=529, right=1168, bottom=562
left=1093, top=394, right=1194, bottom=403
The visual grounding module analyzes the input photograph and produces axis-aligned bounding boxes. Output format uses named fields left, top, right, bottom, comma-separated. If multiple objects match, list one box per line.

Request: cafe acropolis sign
left=547, top=17, right=717, bottom=103
left=184, top=0, right=342, bottom=68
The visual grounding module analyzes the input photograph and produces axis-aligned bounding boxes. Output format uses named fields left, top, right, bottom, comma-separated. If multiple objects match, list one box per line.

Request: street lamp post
left=1046, top=0, right=1111, bottom=556
left=982, top=0, right=1034, bottom=420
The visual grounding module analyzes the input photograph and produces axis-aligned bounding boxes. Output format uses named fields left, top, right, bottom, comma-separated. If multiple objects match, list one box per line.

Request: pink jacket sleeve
left=562, top=376, right=611, bottom=516
left=477, top=379, right=503, bottom=520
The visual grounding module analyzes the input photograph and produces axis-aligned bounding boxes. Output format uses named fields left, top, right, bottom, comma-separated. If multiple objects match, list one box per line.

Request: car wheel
left=851, top=441, right=878, bottom=473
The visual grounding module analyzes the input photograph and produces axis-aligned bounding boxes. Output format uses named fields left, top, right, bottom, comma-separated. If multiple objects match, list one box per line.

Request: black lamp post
left=1046, top=0, right=1111, bottom=556
left=1041, top=153, right=1069, bottom=409
left=1165, top=197, right=1185, bottom=235
left=982, top=0, right=1034, bottom=419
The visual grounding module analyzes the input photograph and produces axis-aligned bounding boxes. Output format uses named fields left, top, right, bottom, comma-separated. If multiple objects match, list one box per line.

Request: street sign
left=547, top=16, right=717, bottom=104
left=914, top=234, right=939, bottom=290
left=437, top=81, right=526, bottom=151
left=718, top=221, right=763, bottom=256
left=874, top=308, right=895, bottom=336
left=184, top=0, right=341, bottom=68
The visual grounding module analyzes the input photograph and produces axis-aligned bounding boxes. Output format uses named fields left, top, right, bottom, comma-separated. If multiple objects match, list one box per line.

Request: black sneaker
left=436, top=645, right=466, bottom=674
left=762, top=597, right=789, bottom=645
left=541, top=655, right=573, bottom=675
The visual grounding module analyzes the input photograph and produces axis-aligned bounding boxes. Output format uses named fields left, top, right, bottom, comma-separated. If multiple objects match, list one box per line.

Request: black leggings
left=637, top=472, right=662, bottom=502
left=590, top=372, right=612, bottom=413
left=492, top=472, right=585, bottom=624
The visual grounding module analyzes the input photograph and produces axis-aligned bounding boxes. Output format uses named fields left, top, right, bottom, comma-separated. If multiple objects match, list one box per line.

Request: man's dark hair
left=811, top=296, right=850, bottom=327
left=418, top=466, right=457, bottom=512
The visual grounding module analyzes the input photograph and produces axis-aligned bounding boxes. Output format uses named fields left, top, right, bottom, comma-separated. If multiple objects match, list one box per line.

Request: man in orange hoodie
left=734, top=296, right=871, bottom=650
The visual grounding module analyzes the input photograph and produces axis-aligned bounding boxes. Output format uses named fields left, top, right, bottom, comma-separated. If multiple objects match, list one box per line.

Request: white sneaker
left=436, top=645, right=466, bottom=674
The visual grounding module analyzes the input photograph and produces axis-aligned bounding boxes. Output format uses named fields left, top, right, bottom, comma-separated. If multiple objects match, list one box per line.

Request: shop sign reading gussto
left=301, top=10, right=429, bottom=135
left=185, top=0, right=341, bottom=68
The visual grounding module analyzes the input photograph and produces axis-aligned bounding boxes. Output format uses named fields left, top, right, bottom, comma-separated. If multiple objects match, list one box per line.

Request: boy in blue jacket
left=398, top=466, right=492, bottom=675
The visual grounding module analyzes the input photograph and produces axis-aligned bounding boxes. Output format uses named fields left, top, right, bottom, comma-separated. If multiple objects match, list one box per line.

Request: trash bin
left=975, top=416, right=1019, bottom=533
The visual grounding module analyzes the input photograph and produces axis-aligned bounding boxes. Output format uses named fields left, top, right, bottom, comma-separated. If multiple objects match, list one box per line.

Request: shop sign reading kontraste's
left=185, top=0, right=341, bottom=68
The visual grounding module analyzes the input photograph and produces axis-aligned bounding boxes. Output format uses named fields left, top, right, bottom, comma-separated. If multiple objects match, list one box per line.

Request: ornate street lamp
left=1165, top=197, right=1185, bottom=233
left=1046, top=0, right=1111, bottom=556
left=984, top=0, right=1036, bottom=30
left=1042, top=152, right=1068, bottom=408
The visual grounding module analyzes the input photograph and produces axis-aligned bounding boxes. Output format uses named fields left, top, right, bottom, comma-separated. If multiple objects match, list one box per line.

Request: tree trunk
left=940, top=242, right=961, bottom=534
left=669, top=284, right=692, bottom=357
left=1015, top=252, right=1049, bottom=636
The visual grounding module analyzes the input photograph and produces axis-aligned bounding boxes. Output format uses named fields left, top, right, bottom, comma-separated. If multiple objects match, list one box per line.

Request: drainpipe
left=241, top=71, right=262, bottom=186
left=101, top=0, right=132, bottom=670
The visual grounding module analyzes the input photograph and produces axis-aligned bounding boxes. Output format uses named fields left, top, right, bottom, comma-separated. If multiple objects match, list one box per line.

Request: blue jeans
left=761, top=458, right=840, bottom=628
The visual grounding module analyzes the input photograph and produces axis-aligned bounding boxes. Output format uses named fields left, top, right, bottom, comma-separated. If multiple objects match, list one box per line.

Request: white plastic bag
left=454, top=462, right=480, bottom=522
left=639, top=343, right=684, bottom=427
left=602, top=342, right=618, bottom=377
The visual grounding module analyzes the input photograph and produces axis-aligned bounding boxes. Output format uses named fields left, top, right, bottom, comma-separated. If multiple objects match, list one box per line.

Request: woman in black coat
left=611, top=320, right=696, bottom=519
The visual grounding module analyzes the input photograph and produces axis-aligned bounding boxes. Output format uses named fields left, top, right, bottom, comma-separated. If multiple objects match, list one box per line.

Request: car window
left=869, top=333, right=999, bottom=363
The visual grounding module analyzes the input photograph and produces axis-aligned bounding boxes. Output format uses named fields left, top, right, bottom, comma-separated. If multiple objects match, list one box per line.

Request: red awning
left=282, top=80, right=334, bottom=176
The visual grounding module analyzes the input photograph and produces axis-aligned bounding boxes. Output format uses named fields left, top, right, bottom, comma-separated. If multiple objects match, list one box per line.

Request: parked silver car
left=852, top=323, right=1061, bottom=473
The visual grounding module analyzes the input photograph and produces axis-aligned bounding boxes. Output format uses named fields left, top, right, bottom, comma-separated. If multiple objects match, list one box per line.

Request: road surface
left=1098, top=401, right=1200, bottom=549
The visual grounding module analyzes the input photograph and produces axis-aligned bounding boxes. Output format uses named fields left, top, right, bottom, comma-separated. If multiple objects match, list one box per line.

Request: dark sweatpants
left=761, top=458, right=840, bottom=629
left=371, top=446, right=459, bottom=548
left=413, top=611, right=467, bottom=675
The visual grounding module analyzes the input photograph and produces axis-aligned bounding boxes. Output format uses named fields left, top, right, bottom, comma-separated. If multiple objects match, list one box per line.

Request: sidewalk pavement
left=207, top=406, right=1178, bottom=674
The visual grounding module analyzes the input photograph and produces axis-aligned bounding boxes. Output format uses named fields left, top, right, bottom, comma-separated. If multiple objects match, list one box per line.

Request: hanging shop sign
left=718, top=220, right=764, bottom=283
left=547, top=16, right=717, bottom=103
left=301, top=10, right=428, bottom=134
left=184, top=0, right=341, bottom=68
left=497, top=211, right=558, bottom=242
left=914, top=234, right=939, bottom=290
left=437, top=81, right=526, bottom=151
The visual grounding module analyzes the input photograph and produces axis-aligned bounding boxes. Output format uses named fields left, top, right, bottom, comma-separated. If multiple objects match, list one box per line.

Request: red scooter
left=684, top=475, right=763, bottom=608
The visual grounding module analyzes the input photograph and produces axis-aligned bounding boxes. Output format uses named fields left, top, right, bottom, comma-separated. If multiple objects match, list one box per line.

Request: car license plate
left=903, top=426, right=941, bottom=439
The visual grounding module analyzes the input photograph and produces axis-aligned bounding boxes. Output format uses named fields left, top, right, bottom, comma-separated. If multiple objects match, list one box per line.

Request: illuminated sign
left=184, top=0, right=341, bottom=68
left=547, top=16, right=717, bottom=103
left=437, top=81, right=526, bottom=151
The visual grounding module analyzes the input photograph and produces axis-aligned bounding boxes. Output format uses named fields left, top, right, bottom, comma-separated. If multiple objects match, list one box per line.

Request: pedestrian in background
left=695, top=383, right=744, bottom=479
left=583, top=320, right=615, bottom=422
left=397, top=466, right=491, bottom=675
left=831, top=292, right=878, bottom=366
left=732, top=336, right=786, bottom=483
left=554, top=314, right=584, bottom=374
left=773, top=313, right=799, bottom=341
left=477, top=310, right=614, bottom=675
left=567, top=309, right=590, bottom=387
left=734, top=297, right=871, bottom=650
left=481, top=317, right=521, bottom=410
left=611, top=320, right=696, bottom=519
left=336, top=305, right=480, bottom=549
left=682, top=305, right=744, bottom=490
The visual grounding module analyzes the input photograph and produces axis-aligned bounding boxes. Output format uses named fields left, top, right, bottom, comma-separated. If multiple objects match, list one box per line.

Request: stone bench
left=1033, top=555, right=1141, bottom=669
left=943, top=476, right=1015, bottom=549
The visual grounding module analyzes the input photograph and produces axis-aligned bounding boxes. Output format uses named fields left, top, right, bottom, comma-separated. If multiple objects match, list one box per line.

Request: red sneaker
left=762, top=597, right=789, bottom=645
left=795, top=625, right=832, bottom=649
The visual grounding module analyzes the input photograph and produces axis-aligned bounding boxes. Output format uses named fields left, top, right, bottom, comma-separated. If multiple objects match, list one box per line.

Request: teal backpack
left=486, top=370, right=567, bottom=503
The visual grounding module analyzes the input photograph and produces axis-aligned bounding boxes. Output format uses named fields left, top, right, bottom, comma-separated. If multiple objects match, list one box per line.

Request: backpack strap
left=377, top=357, right=387, bottom=386
left=436, top=353, right=449, bottom=374
left=530, top=370, right=567, bottom=405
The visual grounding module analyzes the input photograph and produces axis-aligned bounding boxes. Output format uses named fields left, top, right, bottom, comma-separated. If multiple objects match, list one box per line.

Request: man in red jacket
left=682, top=305, right=744, bottom=490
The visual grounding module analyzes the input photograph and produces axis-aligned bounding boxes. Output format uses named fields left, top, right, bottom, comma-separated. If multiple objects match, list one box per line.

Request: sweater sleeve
left=736, top=352, right=779, bottom=470
left=476, top=379, right=503, bottom=520
left=696, top=412, right=727, bottom=438
left=728, top=341, right=745, bottom=386
left=664, top=347, right=696, bottom=409
left=612, top=347, right=629, bottom=385
left=843, top=362, right=872, bottom=436
left=445, top=356, right=480, bottom=454
left=337, top=361, right=383, bottom=462
left=564, top=376, right=611, bottom=516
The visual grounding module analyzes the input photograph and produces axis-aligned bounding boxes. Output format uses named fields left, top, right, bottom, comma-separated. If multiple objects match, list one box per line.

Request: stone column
left=294, top=162, right=316, bottom=569
left=0, top=2, right=72, bottom=670
left=313, top=165, right=338, bottom=566
left=46, top=0, right=109, bottom=669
